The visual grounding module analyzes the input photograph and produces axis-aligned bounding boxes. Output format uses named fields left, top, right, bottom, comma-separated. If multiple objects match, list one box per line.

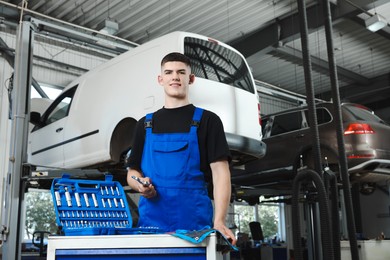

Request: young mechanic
left=126, top=52, right=236, bottom=245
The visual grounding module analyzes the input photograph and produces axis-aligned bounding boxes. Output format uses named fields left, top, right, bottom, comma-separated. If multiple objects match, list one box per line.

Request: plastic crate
left=51, top=174, right=159, bottom=236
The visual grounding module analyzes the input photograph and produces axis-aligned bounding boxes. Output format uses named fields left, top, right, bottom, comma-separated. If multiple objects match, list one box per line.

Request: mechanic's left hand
left=213, top=222, right=237, bottom=246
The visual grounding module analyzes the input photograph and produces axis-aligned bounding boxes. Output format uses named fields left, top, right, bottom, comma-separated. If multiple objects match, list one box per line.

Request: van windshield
left=184, top=37, right=255, bottom=94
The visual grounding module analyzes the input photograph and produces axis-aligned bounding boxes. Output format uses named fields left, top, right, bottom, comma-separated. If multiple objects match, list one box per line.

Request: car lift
left=0, top=11, right=135, bottom=258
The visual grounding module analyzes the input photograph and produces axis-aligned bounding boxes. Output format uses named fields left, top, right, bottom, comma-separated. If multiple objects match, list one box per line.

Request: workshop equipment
left=51, top=174, right=160, bottom=236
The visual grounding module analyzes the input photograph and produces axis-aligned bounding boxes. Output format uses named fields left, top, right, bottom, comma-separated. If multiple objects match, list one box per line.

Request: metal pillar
left=1, top=20, right=33, bottom=260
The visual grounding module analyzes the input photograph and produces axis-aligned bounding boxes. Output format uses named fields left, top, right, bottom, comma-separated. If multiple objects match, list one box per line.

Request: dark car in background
left=232, top=102, right=390, bottom=193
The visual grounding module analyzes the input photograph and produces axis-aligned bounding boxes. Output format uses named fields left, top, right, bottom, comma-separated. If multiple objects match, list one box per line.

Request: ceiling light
left=365, top=13, right=387, bottom=32
left=98, top=19, right=119, bottom=35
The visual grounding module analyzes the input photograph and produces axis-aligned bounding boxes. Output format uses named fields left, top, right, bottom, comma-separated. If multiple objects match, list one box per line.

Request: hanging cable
left=324, top=166, right=341, bottom=260
left=296, top=0, right=332, bottom=259
left=292, top=168, right=334, bottom=260
left=296, top=0, right=322, bottom=176
left=321, top=0, right=360, bottom=259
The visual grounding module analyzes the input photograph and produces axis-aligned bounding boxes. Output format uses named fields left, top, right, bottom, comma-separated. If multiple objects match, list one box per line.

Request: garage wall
left=256, top=81, right=306, bottom=116
left=2, top=27, right=114, bottom=95
left=32, top=35, right=112, bottom=88
left=258, top=93, right=302, bottom=115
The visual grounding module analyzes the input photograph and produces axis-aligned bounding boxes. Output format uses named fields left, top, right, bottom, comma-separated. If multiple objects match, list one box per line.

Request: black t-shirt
left=126, top=104, right=231, bottom=182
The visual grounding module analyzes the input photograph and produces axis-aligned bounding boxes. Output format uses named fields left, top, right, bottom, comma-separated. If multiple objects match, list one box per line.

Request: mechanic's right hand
left=138, top=177, right=157, bottom=198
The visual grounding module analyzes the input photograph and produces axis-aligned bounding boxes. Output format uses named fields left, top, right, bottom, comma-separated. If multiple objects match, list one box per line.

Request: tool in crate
left=51, top=174, right=162, bottom=236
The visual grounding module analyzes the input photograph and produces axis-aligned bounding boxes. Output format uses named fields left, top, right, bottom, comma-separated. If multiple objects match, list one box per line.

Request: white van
left=28, top=31, right=266, bottom=170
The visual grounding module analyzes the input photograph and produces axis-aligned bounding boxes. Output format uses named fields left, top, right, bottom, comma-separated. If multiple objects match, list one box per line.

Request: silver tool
left=92, top=193, right=98, bottom=207
left=65, top=187, right=72, bottom=207
left=55, top=191, right=62, bottom=207
left=83, top=193, right=90, bottom=207
left=131, top=176, right=150, bottom=186
left=74, top=192, right=81, bottom=207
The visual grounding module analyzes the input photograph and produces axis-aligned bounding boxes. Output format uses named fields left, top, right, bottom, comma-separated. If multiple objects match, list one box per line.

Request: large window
left=234, top=197, right=285, bottom=242
left=184, top=37, right=255, bottom=94
left=23, top=189, right=57, bottom=239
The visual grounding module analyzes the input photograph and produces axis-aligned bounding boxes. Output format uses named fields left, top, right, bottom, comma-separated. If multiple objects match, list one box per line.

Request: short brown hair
left=161, top=52, right=191, bottom=67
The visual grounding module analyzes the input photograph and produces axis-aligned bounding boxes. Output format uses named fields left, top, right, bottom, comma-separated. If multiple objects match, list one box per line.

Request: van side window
left=271, top=111, right=302, bottom=136
left=42, top=87, right=77, bottom=126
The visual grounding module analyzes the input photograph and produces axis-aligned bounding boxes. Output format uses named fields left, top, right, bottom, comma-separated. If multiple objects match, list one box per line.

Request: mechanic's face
left=158, top=61, right=194, bottom=102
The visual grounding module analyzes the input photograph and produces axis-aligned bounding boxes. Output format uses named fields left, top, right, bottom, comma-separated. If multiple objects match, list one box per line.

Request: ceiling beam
left=269, top=45, right=370, bottom=85
left=229, top=0, right=390, bottom=58
left=318, top=72, right=390, bottom=104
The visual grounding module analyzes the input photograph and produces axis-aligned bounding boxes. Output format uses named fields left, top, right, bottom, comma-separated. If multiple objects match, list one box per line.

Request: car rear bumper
left=348, top=159, right=390, bottom=175
left=226, top=133, right=267, bottom=160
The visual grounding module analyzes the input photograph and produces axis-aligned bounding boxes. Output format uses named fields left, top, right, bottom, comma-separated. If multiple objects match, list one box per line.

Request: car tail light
left=258, top=103, right=261, bottom=126
left=348, top=154, right=375, bottom=159
left=344, top=123, right=375, bottom=135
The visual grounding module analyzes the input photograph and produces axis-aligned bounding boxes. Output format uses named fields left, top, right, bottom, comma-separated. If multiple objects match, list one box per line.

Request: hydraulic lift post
left=1, top=20, right=33, bottom=260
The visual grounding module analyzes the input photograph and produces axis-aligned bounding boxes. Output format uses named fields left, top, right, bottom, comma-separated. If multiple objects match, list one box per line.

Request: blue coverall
left=137, top=107, right=213, bottom=232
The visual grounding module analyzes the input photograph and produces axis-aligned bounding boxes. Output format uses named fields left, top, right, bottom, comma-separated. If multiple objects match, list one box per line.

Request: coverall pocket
left=152, top=141, right=189, bottom=178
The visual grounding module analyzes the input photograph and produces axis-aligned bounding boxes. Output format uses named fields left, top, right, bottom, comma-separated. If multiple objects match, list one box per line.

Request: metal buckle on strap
left=144, top=120, right=153, bottom=129
left=191, top=120, right=200, bottom=127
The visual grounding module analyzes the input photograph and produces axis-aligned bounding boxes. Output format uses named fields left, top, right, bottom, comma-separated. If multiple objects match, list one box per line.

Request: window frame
left=32, top=86, right=77, bottom=132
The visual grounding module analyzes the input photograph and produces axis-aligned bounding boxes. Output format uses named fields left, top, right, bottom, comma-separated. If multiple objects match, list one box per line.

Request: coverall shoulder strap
left=144, top=113, right=153, bottom=134
left=190, top=107, right=203, bottom=132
